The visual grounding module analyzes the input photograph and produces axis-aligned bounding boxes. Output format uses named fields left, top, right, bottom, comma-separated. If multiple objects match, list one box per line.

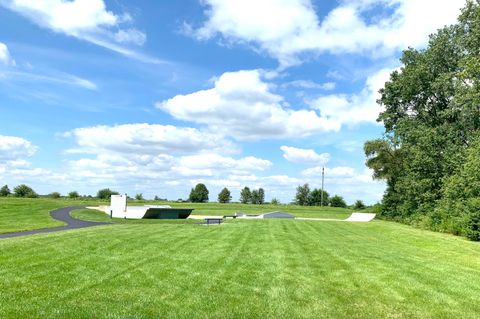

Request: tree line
left=364, top=0, right=480, bottom=241
left=2, top=182, right=365, bottom=210
left=0, top=184, right=124, bottom=200
left=188, top=183, right=267, bottom=204
left=293, top=183, right=365, bottom=209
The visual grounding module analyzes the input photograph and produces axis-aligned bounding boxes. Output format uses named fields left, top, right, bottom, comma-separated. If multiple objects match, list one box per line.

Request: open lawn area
left=0, top=199, right=479, bottom=318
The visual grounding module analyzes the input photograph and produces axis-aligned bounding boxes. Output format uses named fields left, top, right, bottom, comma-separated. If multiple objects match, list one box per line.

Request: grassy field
left=0, top=197, right=352, bottom=234
left=1, top=198, right=479, bottom=318
left=0, top=198, right=99, bottom=233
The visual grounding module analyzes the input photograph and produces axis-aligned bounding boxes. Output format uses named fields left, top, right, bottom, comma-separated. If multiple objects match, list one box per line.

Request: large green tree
left=13, top=184, right=37, bottom=198
left=295, top=184, right=310, bottom=206
left=330, top=195, right=347, bottom=208
left=217, top=187, right=232, bottom=203
left=308, top=188, right=329, bottom=206
left=365, top=0, right=480, bottom=240
left=97, top=188, right=119, bottom=200
left=239, top=186, right=251, bottom=204
left=189, top=183, right=209, bottom=203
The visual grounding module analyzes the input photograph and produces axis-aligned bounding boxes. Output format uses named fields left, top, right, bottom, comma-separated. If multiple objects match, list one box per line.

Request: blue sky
left=0, top=0, right=467, bottom=203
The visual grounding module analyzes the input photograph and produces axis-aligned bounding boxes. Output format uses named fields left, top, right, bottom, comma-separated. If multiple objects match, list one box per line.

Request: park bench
left=205, top=217, right=224, bottom=225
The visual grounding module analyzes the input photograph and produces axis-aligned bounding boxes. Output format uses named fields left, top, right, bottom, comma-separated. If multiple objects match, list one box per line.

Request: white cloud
left=173, top=154, right=271, bottom=177
left=190, top=0, right=466, bottom=67
left=0, top=135, right=65, bottom=188
left=280, top=145, right=330, bottom=165
left=283, top=80, right=335, bottom=90
left=302, top=166, right=355, bottom=178
left=2, top=70, right=97, bottom=90
left=64, top=123, right=237, bottom=155
left=0, top=42, right=15, bottom=66
left=0, top=135, right=37, bottom=162
left=156, top=69, right=341, bottom=140
left=0, top=135, right=37, bottom=161
left=309, top=67, right=393, bottom=125
left=114, top=28, right=146, bottom=45
left=0, top=0, right=158, bottom=63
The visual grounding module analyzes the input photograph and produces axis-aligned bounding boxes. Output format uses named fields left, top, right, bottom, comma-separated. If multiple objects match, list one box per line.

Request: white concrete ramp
left=295, top=212, right=376, bottom=222
left=344, top=213, right=376, bottom=222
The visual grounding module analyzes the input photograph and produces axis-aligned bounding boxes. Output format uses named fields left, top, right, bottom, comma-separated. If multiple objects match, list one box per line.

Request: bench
left=205, top=218, right=224, bottom=225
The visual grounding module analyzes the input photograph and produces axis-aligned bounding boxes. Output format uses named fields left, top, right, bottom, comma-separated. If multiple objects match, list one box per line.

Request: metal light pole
left=320, top=166, right=325, bottom=207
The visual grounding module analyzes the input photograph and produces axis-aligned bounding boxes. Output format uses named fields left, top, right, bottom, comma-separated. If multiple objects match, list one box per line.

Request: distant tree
left=96, top=188, right=119, bottom=200
left=0, top=185, right=10, bottom=197
left=217, top=187, right=232, bottom=203
left=154, top=195, right=160, bottom=201
left=251, top=189, right=260, bottom=204
left=240, top=186, right=251, bottom=204
left=330, top=195, right=347, bottom=208
left=309, top=188, right=329, bottom=206
left=189, top=183, right=209, bottom=203
left=135, top=193, right=144, bottom=201
left=271, top=197, right=280, bottom=205
left=353, top=200, right=366, bottom=210
left=295, top=184, right=311, bottom=206
left=68, top=191, right=79, bottom=199
left=13, top=184, right=37, bottom=198
left=258, top=188, right=265, bottom=204
left=49, top=192, right=61, bottom=199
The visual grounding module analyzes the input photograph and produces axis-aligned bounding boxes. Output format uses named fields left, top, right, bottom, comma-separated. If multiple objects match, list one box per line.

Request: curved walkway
left=0, top=206, right=111, bottom=239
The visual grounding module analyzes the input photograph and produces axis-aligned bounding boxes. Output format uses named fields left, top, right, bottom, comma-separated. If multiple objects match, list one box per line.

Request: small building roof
left=261, top=211, right=294, bottom=219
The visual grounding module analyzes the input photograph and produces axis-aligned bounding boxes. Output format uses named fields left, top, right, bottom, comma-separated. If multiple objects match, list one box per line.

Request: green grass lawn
left=0, top=197, right=352, bottom=234
left=1, top=199, right=479, bottom=318
left=0, top=197, right=100, bottom=233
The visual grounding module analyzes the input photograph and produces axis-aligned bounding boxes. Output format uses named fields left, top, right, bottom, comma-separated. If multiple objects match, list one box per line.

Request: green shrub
left=13, top=184, right=37, bottom=198
left=0, top=184, right=11, bottom=197
left=49, top=192, right=61, bottom=199
left=97, top=188, right=119, bottom=200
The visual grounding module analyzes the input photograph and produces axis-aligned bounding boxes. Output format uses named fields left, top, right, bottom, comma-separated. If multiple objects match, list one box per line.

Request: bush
left=330, top=195, right=347, bottom=208
left=49, top=192, right=61, bottom=199
left=13, top=184, right=37, bottom=198
left=464, top=198, right=480, bottom=241
left=271, top=198, right=280, bottom=205
left=135, top=193, right=144, bottom=200
left=68, top=191, right=80, bottom=199
left=0, top=184, right=10, bottom=197
left=0, top=185, right=10, bottom=197
left=353, top=200, right=366, bottom=210
left=97, top=188, right=119, bottom=200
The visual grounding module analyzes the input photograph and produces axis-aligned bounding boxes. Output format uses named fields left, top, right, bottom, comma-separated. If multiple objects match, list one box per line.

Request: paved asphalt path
left=0, top=206, right=111, bottom=239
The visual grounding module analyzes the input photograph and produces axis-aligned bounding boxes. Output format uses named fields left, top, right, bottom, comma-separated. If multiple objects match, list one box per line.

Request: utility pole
left=321, top=166, right=325, bottom=207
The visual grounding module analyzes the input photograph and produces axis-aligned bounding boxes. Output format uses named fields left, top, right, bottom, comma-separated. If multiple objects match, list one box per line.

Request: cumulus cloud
left=173, top=154, right=271, bottom=177
left=302, top=166, right=355, bottom=178
left=0, top=135, right=37, bottom=161
left=62, top=123, right=273, bottom=190
left=309, top=68, right=393, bottom=125
left=283, top=80, right=336, bottom=90
left=156, top=69, right=341, bottom=140
left=0, top=0, right=159, bottom=63
left=0, top=135, right=65, bottom=188
left=0, top=42, right=15, bottom=66
left=190, top=0, right=466, bottom=67
left=64, top=123, right=237, bottom=155
left=280, top=145, right=330, bottom=165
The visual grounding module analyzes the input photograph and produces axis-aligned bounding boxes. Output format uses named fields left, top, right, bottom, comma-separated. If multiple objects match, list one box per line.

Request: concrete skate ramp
left=295, top=212, right=376, bottom=222
left=344, top=213, right=376, bottom=222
